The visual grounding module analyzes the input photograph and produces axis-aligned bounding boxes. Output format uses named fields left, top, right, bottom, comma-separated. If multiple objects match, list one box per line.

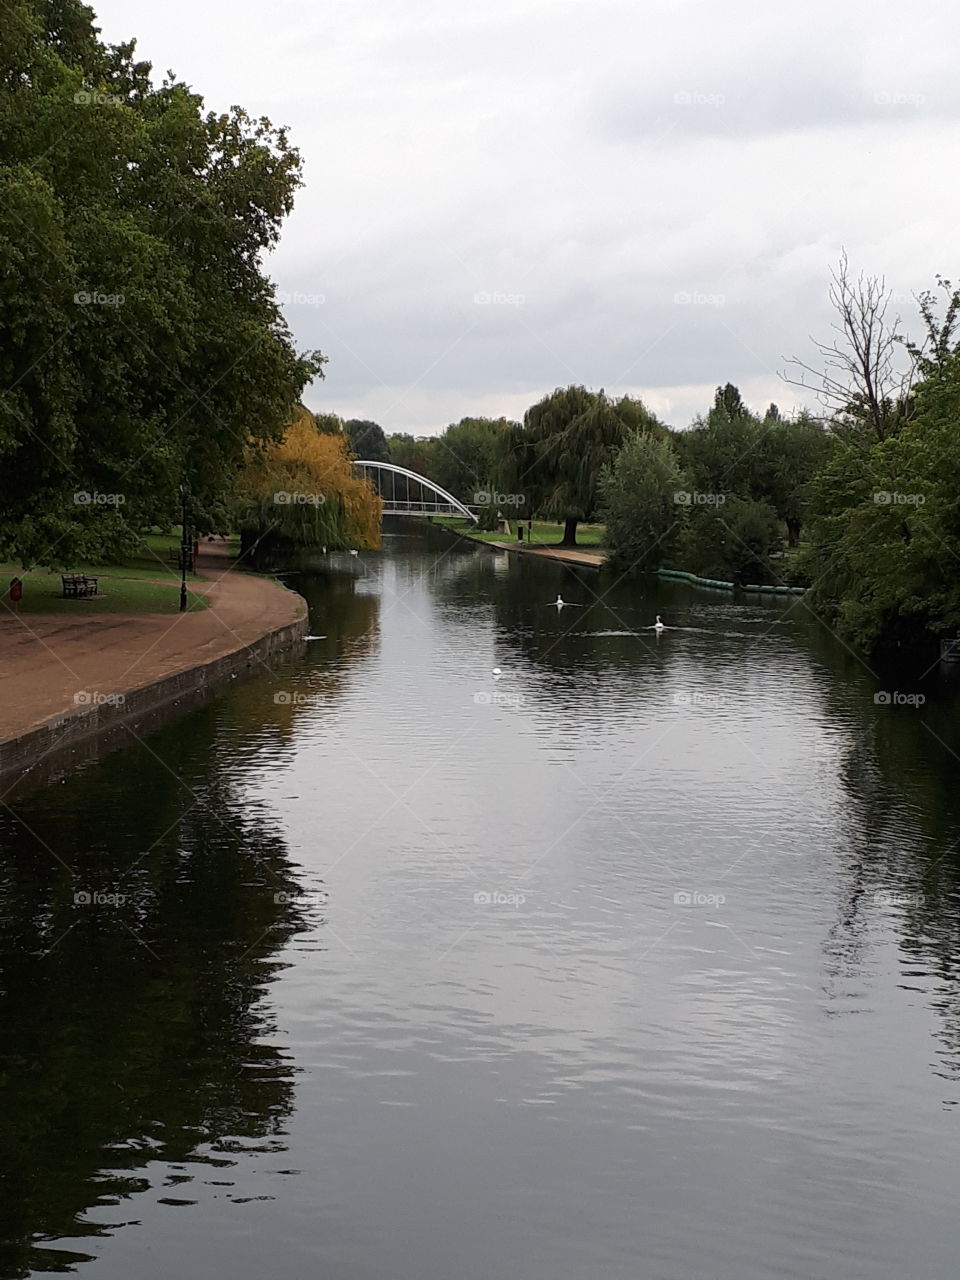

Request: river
left=3, top=525, right=960, bottom=1279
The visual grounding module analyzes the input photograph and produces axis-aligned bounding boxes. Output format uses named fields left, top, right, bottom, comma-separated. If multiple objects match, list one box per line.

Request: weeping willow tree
left=234, top=407, right=381, bottom=552
left=506, top=387, right=659, bottom=545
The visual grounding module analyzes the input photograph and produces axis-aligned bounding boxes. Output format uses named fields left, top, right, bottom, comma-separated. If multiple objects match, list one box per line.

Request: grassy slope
left=435, top=518, right=607, bottom=547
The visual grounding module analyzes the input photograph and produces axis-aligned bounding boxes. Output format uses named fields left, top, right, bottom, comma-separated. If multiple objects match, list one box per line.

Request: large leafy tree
left=599, top=431, right=686, bottom=571
left=713, top=382, right=748, bottom=420
left=508, top=387, right=654, bottom=545
left=718, top=498, right=782, bottom=584
left=676, top=386, right=832, bottom=556
left=754, top=411, right=833, bottom=546
left=234, top=407, right=381, bottom=553
left=800, top=278, right=960, bottom=652
left=313, top=411, right=345, bottom=435
left=387, top=433, right=438, bottom=480
left=674, top=494, right=781, bottom=584
left=432, top=416, right=513, bottom=504
left=676, top=387, right=764, bottom=500
left=0, top=0, right=322, bottom=565
left=344, top=419, right=390, bottom=464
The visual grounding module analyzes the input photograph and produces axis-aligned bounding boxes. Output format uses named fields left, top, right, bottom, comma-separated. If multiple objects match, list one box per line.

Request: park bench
left=61, top=573, right=98, bottom=599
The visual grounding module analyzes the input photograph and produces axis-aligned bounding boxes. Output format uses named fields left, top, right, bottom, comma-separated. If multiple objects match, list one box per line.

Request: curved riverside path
left=0, top=541, right=306, bottom=788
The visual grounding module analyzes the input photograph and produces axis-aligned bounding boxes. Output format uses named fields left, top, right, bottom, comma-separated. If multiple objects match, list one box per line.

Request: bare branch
left=783, top=252, right=918, bottom=442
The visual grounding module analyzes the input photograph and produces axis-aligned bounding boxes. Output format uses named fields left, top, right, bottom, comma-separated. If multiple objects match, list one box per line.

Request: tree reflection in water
left=0, top=706, right=309, bottom=1276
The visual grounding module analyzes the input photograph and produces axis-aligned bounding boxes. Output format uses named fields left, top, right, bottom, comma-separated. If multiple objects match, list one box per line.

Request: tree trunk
left=560, top=516, right=579, bottom=546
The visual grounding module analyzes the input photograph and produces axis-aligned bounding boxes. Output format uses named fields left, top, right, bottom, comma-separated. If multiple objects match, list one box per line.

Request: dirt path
left=0, top=542, right=305, bottom=745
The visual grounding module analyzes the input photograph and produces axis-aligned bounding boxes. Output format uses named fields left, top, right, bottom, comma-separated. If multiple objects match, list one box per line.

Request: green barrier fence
left=658, top=568, right=805, bottom=596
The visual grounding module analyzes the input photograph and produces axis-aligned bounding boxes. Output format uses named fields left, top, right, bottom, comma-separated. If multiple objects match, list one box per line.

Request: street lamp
left=179, top=481, right=190, bottom=613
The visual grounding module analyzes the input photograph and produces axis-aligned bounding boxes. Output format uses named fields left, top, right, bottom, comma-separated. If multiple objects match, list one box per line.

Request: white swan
left=654, top=615, right=665, bottom=631
left=555, top=595, right=565, bottom=608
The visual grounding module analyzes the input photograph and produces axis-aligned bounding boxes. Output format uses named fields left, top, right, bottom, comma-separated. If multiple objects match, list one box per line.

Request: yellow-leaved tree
left=235, top=407, right=381, bottom=551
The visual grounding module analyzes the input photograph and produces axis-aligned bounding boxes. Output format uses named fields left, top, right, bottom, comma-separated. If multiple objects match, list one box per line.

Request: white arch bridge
left=353, top=460, right=478, bottom=523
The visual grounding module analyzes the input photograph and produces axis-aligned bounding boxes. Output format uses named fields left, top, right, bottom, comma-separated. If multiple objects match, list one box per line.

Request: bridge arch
left=353, top=460, right=478, bottom=523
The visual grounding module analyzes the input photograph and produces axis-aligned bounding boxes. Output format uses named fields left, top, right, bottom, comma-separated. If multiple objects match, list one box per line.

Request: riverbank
left=0, top=541, right=307, bottom=794
left=436, top=521, right=809, bottom=593
left=491, top=541, right=606, bottom=568
left=433, top=516, right=606, bottom=549
left=436, top=520, right=607, bottom=569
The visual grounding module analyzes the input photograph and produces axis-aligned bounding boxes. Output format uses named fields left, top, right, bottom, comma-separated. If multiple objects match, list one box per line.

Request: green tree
left=675, top=388, right=831, bottom=550
left=721, top=498, right=782, bottom=584
left=0, top=0, right=322, bottom=565
left=313, top=411, right=345, bottom=435
left=387, top=433, right=438, bottom=479
left=798, top=439, right=921, bottom=648
left=599, top=431, right=686, bottom=571
left=432, top=417, right=513, bottom=504
left=676, top=394, right=763, bottom=500
left=713, top=382, right=748, bottom=419
left=677, top=497, right=780, bottom=583
left=508, top=387, right=648, bottom=545
left=800, top=278, right=960, bottom=651
left=345, top=419, right=390, bottom=464
left=755, top=412, right=834, bottom=546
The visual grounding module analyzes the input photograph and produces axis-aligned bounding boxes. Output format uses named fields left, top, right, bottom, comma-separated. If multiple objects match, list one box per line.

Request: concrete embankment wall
left=0, top=612, right=307, bottom=798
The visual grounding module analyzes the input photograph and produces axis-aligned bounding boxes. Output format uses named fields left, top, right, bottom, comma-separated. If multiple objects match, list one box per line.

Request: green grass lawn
left=0, top=575, right=209, bottom=616
left=0, top=532, right=210, bottom=615
left=436, top=517, right=607, bottom=548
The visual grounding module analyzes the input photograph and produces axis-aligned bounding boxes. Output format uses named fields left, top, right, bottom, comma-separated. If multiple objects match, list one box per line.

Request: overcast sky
left=94, top=0, right=960, bottom=435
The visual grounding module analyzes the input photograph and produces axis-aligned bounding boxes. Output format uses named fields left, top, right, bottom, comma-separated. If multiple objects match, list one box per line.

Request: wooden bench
left=61, top=574, right=98, bottom=599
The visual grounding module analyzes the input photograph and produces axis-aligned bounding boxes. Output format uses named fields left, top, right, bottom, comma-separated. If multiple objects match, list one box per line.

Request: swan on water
left=555, top=595, right=565, bottom=608
left=654, top=615, right=665, bottom=631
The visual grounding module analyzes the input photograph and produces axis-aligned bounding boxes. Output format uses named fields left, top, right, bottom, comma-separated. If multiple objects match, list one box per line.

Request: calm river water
left=3, top=526, right=960, bottom=1279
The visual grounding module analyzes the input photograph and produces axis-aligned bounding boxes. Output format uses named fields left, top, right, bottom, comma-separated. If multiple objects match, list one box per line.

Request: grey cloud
left=93, top=0, right=958, bottom=436
left=592, top=70, right=956, bottom=144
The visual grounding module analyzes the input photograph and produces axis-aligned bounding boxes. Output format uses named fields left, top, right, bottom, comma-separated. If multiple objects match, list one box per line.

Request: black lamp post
left=179, top=481, right=190, bottom=613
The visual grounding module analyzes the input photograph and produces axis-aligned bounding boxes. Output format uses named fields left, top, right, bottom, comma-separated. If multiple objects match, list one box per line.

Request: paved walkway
left=491, top=541, right=606, bottom=568
left=0, top=542, right=305, bottom=744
